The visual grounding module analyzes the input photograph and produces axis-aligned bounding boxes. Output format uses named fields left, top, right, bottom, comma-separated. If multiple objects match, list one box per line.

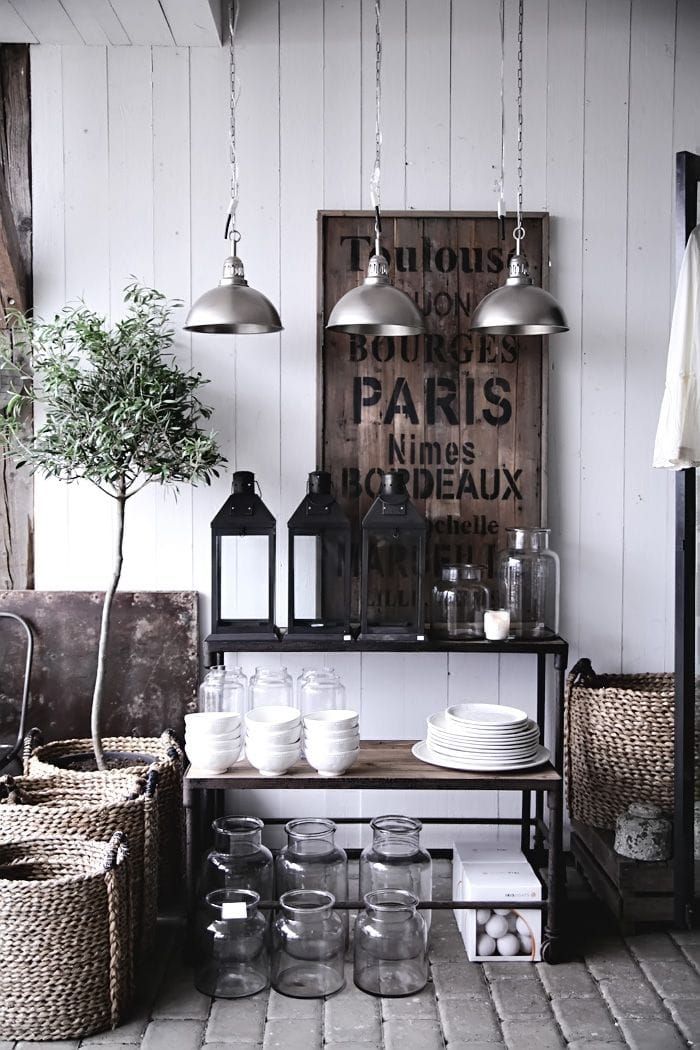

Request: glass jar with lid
left=249, top=666, right=294, bottom=708
left=271, top=890, right=345, bottom=998
left=430, top=564, right=490, bottom=640
left=194, top=888, right=269, bottom=998
left=298, top=669, right=346, bottom=717
left=199, top=666, right=226, bottom=712
left=497, top=527, right=559, bottom=638
left=202, top=816, right=274, bottom=901
left=275, top=819, right=348, bottom=937
left=359, top=815, right=432, bottom=930
left=354, top=889, right=428, bottom=997
left=221, top=666, right=248, bottom=717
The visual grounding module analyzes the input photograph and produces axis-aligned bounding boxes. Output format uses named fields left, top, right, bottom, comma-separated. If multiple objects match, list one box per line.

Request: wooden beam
left=0, top=44, right=32, bottom=591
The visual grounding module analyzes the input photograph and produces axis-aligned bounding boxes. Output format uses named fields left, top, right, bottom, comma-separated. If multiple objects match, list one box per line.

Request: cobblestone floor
left=9, top=861, right=700, bottom=1049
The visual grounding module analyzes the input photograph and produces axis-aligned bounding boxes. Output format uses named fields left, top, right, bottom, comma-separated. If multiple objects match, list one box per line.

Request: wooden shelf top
left=204, top=632, right=569, bottom=658
left=184, top=739, right=562, bottom=792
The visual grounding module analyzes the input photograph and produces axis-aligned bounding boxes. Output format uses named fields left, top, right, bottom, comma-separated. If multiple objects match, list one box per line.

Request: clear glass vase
left=250, top=667, right=294, bottom=708
left=359, top=816, right=432, bottom=930
left=298, top=669, right=346, bottom=717
left=497, top=527, right=560, bottom=638
left=275, top=819, right=348, bottom=938
left=354, top=890, right=428, bottom=997
left=194, top=889, right=269, bottom=998
left=202, top=816, right=274, bottom=901
left=430, top=564, right=490, bottom=640
left=271, top=890, right=345, bottom=998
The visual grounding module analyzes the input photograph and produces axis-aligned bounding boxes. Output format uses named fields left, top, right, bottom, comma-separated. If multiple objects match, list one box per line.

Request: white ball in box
left=452, top=840, right=542, bottom=962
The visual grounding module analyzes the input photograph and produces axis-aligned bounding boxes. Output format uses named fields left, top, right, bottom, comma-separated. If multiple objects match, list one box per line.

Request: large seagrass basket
left=0, top=833, right=132, bottom=1040
left=0, top=769, right=158, bottom=959
left=24, top=729, right=184, bottom=904
left=565, top=657, right=699, bottom=829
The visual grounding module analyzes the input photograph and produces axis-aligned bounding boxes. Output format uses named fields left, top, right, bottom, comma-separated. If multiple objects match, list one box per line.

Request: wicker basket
left=24, top=729, right=184, bottom=904
left=0, top=832, right=132, bottom=1040
left=565, top=657, right=700, bottom=829
left=0, top=770, right=158, bottom=960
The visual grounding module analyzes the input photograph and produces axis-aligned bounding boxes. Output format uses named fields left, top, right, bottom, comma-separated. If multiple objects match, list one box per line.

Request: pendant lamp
left=470, top=0, right=568, bottom=337
left=326, top=0, right=424, bottom=338
left=184, top=1, right=282, bottom=335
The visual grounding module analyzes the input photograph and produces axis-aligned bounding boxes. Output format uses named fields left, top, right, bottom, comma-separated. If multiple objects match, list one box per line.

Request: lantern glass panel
left=293, top=533, right=349, bottom=628
left=292, top=535, right=319, bottom=621
left=218, top=535, right=270, bottom=621
left=364, top=531, right=421, bottom=631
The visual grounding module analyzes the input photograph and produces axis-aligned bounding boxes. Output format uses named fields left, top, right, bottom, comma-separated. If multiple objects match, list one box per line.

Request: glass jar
left=202, top=816, right=274, bottom=900
left=298, top=669, right=346, bottom=717
left=250, top=667, right=294, bottom=708
left=359, top=816, right=432, bottom=930
left=275, top=819, right=348, bottom=938
left=354, top=890, right=428, bottom=997
left=221, top=666, right=248, bottom=717
left=271, top=890, right=345, bottom=998
left=199, top=666, right=225, bottom=712
left=430, top=564, right=490, bottom=640
left=194, top=889, right=269, bottom=998
left=497, top=527, right=560, bottom=638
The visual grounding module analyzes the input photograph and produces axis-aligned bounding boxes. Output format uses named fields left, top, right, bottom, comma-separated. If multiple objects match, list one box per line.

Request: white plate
left=411, top=740, right=550, bottom=772
left=445, top=703, right=529, bottom=729
left=428, top=711, right=537, bottom=738
left=427, top=743, right=539, bottom=762
left=427, top=729, right=539, bottom=752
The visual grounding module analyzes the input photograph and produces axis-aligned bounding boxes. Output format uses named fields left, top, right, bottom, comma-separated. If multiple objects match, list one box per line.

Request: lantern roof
left=288, top=471, right=351, bottom=531
left=362, top=472, right=426, bottom=531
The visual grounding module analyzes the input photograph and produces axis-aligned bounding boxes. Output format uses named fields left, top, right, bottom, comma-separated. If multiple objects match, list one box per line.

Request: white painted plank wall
left=29, top=0, right=691, bottom=845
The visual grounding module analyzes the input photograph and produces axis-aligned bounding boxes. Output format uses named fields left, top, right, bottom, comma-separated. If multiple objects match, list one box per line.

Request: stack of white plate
left=413, top=703, right=549, bottom=772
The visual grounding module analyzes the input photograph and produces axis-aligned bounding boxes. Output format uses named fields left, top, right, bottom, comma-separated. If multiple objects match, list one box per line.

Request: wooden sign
left=318, top=211, right=548, bottom=612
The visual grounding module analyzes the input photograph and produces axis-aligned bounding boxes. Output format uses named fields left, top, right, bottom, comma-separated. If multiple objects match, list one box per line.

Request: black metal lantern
left=287, top=471, right=352, bottom=642
left=360, top=471, right=427, bottom=642
left=210, top=470, right=278, bottom=643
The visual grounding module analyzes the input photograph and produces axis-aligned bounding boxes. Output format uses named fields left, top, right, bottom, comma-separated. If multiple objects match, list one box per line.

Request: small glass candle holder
left=484, top=609, right=511, bottom=641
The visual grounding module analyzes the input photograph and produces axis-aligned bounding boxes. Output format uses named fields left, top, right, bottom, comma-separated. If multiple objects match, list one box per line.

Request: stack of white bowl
left=184, top=712, right=242, bottom=773
left=245, top=706, right=302, bottom=777
left=303, top=709, right=360, bottom=777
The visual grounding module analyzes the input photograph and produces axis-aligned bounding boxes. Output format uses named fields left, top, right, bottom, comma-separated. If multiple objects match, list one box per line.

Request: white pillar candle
left=484, top=609, right=510, bottom=640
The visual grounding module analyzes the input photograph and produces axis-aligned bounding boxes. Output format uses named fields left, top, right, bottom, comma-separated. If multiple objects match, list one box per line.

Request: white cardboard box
left=452, top=841, right=542, bottom=962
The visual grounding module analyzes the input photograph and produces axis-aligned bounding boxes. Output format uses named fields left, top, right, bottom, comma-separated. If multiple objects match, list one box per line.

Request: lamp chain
left=227, top=0, right=240, bottom=246
left=370, top=0, right=382, bottom=257
left=514, top=0, right=525, bottom=251
left=498, top=0, right=506, bottom=237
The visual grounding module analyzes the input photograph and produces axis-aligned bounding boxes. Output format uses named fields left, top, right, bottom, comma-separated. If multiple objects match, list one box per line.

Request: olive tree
left=0, top=284, right=225, bottom=770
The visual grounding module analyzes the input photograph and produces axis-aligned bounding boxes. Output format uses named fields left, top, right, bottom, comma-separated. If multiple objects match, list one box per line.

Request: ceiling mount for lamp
left=326, top=0, right=424, bottom=339
left=184, top=0, right=282, bottom=336
left=470, top=0, right=568, bottom=338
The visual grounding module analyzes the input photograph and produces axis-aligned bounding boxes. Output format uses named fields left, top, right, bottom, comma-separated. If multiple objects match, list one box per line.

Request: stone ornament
left=614, top=802, right=672, bottom=861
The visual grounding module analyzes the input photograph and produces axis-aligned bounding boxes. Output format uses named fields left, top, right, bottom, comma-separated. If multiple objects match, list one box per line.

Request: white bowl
left=246, top=706, right=301, bottom=730
left=304, top=746, right=359, bottom=777
left=186, top=733, right=241, bottom=753
left=186, top=739, right=242, bottom=772
left=245, top=737, right=301, bottom=756
left=246, top=745, right=301, bottom=777
left=186, top=725, right=241, bottom=742
left=303, top=729, right=359, bottom=751
left=303, top=721, right=360, bottom=739
left=303, top=709, right=359, bottom=731
left=185, top=712, right=242, bottom=734
left=245, top=722, right=301, bottom=746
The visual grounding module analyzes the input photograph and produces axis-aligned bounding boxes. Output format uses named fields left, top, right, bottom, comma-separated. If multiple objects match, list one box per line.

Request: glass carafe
left=430, top=564, right=490, bottom=640
left=275, top=819, right=348, bottom=938
left=271, top=890, right=345, bottom=998
left=221, top=666, right=248, bottom=717
left=497, top=527, right=560, bottom=638
left=199, top=666, right=225, bottom=712
left=203, top=816, right=274, bottom=900
left=250, top=667, right=294, bottom=708
left=194, top=889, right=269, bottom=998
left=354, top=890, right=428, bottom=997
left=298, top=669, right=346, bottom=717
left=359, top=816, right=432, bottom=930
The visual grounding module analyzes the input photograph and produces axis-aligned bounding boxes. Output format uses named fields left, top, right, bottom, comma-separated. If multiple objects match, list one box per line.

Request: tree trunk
left=91, top=491, right=126, bottom=771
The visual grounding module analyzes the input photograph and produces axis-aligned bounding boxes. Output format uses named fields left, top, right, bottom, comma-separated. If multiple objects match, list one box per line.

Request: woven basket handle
left=104, top=831, right=128, bottom=872
left=22, top=726, right=43, bottom=773
left=160, top=728, right=184, bottom=763
left=0, top=774, right=18, bottom=802
left=145, top=767, right=159, bottom=799
left=569, top=657, right=596, bottom=686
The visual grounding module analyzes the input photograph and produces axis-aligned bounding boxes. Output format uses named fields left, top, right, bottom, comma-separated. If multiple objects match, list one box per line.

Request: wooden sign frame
left=317, top=210, right=549, bottom=609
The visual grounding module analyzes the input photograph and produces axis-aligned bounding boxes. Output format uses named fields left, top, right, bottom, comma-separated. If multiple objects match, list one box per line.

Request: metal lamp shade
left=470, top=252, right=569, bottom=336
left=326, top=256, right=425, bottom=337
left=184, top=255, right=282, bottom=335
